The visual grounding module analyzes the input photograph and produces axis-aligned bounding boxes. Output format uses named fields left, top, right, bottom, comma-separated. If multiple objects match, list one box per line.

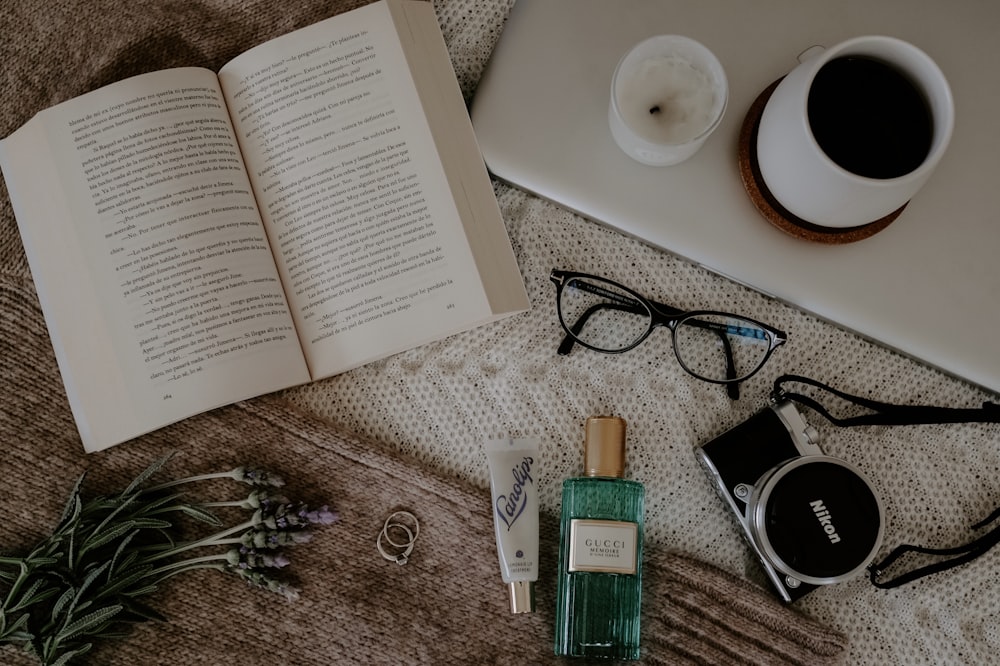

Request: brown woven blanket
left=0, top=274, right=845, bottom=664
left=0, top=0, right=846, bottom=663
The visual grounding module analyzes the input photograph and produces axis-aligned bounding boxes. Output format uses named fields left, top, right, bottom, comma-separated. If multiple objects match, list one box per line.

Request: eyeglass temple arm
left=717, top=330, right=741, bottom=400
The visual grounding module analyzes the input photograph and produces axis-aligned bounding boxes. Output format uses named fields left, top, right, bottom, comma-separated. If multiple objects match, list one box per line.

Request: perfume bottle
left=554, top=416, right=645, bottom=660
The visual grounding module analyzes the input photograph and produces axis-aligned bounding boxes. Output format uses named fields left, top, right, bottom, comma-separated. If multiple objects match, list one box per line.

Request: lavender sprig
left=0, top=455, right=335, bottom=665
left=142, top=465, right=287, bottom=492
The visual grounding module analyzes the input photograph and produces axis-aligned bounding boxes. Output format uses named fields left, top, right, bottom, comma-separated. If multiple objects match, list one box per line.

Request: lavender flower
left=224, top=547, right=291, bottom=570
left=0, top=456, right=333, bottom=665
left=235, top=466, right=286, bottom=488
left=304, top=505, right=338, bottom=525
left=229, top=568, right=301, bottom=602
left=259, top=502, right=339, bottom=530
left=241, top=528, right=314, bottom=550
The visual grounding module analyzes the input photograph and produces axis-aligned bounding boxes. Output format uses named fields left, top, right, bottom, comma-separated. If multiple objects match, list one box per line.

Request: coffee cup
left=755, top=36, right=954, bottom=228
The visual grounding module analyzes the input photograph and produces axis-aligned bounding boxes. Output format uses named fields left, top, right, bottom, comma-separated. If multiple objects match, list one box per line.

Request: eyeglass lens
left=558, top=275, right=774, bottom=383
left=672, top=313, right=771, bottom=382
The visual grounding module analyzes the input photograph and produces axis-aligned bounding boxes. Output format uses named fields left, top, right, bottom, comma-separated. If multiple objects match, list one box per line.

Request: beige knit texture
left=0, top=276, right=847, bottom=664
left=1, top=0, right=997, bottom=664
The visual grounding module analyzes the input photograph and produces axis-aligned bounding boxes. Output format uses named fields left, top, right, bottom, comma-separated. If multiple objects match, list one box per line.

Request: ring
left=377, top=511, right=420, bottom=565
left=382, top=511, right=419, bottom=547
left=383, top=522, right=413, bottom=549
left=377, top=524, right=414, bottom=565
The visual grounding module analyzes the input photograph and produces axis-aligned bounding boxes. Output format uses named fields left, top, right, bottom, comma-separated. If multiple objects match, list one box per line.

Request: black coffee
left=807, top=56, right=933, bottom=179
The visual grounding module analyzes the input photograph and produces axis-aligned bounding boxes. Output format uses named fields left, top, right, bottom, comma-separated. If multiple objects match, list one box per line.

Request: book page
left=218, top=1, right=509, bottom=377
left=0, top=68, right=310, bottom=451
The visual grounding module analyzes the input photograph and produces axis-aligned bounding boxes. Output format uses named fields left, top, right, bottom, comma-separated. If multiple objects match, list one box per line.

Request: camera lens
left=749, top=456, right=884, bottom=585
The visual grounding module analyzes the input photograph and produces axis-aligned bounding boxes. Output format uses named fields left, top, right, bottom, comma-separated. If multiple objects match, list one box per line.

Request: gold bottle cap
left=507, top=580, right=535, bottom=613
left=584, top=416, right=627, bottom=478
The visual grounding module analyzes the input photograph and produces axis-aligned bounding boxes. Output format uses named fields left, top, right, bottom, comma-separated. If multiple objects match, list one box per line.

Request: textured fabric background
left=0, top=274, right=847, bottom=665
left=1, top=0, right=998, bottom=664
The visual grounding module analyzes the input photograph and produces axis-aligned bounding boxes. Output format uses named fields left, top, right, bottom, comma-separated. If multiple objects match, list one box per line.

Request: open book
left=0, top=0, right=529, bottom=453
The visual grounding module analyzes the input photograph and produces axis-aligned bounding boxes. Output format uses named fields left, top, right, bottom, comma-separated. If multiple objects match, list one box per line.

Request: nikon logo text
left=809, top=500, right=842, bottom=544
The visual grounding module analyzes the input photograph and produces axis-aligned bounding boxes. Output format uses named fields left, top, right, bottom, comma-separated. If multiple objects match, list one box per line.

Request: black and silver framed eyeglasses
left=550, top=269, right=788, bottom=398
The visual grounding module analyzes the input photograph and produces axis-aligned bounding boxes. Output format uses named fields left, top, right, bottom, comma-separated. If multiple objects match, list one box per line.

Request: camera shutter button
left=734, top=483, right=752, bottom=500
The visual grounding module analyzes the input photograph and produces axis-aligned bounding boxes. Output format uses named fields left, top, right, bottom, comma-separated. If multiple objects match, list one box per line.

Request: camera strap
left=772, top=373, right=1000, bottom=589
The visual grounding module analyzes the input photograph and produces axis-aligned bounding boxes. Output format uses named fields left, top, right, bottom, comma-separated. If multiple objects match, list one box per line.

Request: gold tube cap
left=584, top=416, right=627, bottom=478
left=508, top=580, right=535, bottom=613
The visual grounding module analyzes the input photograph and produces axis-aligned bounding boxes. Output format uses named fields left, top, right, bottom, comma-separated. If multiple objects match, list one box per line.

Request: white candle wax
left=608, top=35, right=728, bottom=166
left=617, top=55, right=716, bottom=144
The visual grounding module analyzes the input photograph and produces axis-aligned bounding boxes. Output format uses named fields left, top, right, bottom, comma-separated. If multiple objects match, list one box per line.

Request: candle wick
left=649, top=105, right=661, bottom=115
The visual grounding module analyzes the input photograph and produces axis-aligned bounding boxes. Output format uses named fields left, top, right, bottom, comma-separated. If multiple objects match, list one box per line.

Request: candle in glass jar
left=618, top=55, right=716, bottom=143
left=609, top=36, right=728, bottom=166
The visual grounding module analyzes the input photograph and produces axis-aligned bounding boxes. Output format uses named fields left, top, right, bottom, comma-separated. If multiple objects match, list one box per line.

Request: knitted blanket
left=1, top=0, right=997, bottom=664
left=0, top=280, right=848, bottom=665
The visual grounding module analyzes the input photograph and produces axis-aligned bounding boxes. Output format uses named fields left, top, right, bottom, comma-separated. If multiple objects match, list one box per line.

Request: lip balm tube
left=485, top=437, right=540, bottom=613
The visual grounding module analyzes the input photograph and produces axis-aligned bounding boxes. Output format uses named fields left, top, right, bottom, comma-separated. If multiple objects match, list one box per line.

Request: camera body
left=696, top=399, right=884, bottom=602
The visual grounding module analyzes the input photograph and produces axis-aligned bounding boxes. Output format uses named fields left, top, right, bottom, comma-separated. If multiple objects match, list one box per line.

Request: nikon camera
left=696, top=400, right=885, bottom=602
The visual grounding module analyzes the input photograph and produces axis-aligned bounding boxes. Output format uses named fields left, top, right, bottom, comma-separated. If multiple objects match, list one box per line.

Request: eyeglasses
left=550, top=270, right=787, bottom=398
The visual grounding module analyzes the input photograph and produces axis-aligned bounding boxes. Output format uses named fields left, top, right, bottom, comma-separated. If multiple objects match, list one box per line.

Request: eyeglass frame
left=550, top=269, right=788, bottom=397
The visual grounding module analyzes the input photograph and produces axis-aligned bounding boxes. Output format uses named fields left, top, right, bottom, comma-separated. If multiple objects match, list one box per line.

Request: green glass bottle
left=554, top=416, right=645, bottom=660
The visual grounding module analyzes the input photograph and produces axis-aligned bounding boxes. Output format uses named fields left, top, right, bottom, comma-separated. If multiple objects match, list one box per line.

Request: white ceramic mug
left=756, top=36, right=954, bottom=228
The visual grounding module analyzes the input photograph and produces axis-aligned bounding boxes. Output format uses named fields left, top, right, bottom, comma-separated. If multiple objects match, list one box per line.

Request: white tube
left=485, top=437, right=539, bottom=613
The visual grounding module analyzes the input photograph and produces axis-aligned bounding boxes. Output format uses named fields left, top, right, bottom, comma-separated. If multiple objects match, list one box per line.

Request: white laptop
left=471, top=0, right=1000, bottom=395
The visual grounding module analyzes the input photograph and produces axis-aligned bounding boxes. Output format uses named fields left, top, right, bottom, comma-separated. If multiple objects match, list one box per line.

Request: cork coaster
left=737, top=79, right=905, bottom=244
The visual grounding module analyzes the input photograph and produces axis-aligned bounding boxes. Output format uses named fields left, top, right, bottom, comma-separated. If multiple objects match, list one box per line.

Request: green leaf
left=119, top=596, right=167, bottom=623
left=48, top=642, right=93, bottom=666
left=110, top=550, right=138, bottom=580
left=55, top=604, right=123, bottom=642
left=85, top=498, right=141, bottom=547
left=13, top=579, right=45, bottom=606
left=79, top=520, right=136, bottom=555
left=51, top=562, right=110, bottom=633
left=0, top=610, right=29, bottom=642
left=66, top=526, right=77, bottom=571
left=75, top=562, right=112, bottom=603
left=121, top=583, right=160, bottom=599
left=108, top=530, right=139, bottom=581
left=179, top=503, right=224, bottom=526
left=130, top=518, right=173, bottom=530
left=55, top=474, right=86, bottom=531
left=2, top=628, right=33, bottom=644
left=2, top=561, right=28, bottom=607
left=86, top=465, right=176, bottom=544
left=16, top=555, right=58, bottom=568
left=130, top=491, right=183, bottom=515
left=93, top=564, right=153, bottom=599
left=121, top=454, right=174, bottom=497
left=9, top=579, right=59, bottom=612
left=91, top=629, right=133, bottom=640
left=50, top=588, right=76, bottom=625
